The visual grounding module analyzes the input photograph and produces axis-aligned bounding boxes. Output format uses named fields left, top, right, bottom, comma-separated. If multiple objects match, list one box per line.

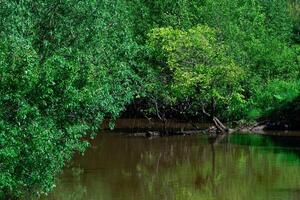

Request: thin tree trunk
left=213, top=116, right=228, bottom=133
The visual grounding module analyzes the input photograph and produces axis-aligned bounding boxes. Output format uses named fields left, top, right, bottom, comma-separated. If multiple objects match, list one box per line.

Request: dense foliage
left=147, top=25, right=245, bottom=121
left=0, top=0, right=141, bottom=198
left=0, top=0, right=299, bottom=199
left=139, top=0, right=300, bottom=123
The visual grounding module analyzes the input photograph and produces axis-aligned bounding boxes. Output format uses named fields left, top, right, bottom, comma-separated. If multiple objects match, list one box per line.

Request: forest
left=0, top=0, right=299, bottom=199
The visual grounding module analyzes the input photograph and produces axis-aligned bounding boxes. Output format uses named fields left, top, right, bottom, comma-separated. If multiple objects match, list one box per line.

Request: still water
left=44, top=131, right=300, bottom=200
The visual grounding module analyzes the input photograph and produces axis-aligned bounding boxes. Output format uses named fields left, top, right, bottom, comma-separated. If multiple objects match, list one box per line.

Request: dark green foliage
left=289, top=0, right=300, bottom=43
left=128, top=0, right=203, bottom=42
left=198, top=0, right=298, bottom=78
left=0, top=0, right=140, bottom=198
left=247, top=79, right=300, bottom=119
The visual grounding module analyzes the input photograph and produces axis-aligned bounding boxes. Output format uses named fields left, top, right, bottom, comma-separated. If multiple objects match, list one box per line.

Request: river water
left=43, top=131, right=300, bottom=200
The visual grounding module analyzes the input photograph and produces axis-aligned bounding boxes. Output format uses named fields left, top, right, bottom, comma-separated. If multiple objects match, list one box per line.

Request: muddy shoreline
left=102, top=118, right=300, bottom=138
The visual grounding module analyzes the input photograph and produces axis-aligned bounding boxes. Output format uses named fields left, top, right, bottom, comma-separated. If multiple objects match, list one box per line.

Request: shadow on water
left=42, top=130, right=300, bottom=200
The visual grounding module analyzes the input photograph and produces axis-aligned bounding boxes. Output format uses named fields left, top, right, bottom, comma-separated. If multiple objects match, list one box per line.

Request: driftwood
left=213, top=116, right=228, bottom=133
left=202, top=106, right=228, bottom=134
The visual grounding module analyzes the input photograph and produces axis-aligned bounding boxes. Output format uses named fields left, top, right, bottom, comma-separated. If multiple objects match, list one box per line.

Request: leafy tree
left=144, top=0, right=299, bottom=126
left=0, top=0, right=140, bottom=198
left=128, top=0, right=203, bottom=43
left=148, top=25, right=245, bottom=131
left=247, top=79, right=300, bottom=121
left=198, top=0, right=298, bottom=78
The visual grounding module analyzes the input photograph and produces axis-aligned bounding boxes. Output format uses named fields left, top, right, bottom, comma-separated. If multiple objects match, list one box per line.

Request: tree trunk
left=213, top=116, right=228, bottom=133
left=202, top=105, right=228, bottom=133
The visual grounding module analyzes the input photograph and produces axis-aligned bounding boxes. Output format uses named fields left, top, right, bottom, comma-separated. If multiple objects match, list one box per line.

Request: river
left=43, top=130, right=300, bottom=200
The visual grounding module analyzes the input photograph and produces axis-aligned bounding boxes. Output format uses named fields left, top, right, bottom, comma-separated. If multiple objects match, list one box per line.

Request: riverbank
left=102, top=118, right=300, bottom=137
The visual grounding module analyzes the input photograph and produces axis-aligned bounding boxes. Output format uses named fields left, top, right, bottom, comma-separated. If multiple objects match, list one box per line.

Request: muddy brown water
left=43, top=129, right=300, bottom=200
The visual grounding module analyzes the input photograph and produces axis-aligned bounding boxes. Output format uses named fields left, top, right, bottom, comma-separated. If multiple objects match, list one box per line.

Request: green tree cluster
left=0, top=0, right=141, bottom=198
left=144, top=0, right=300, bottom=124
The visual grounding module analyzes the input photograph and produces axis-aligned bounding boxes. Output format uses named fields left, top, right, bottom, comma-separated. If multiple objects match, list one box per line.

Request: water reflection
left=43, top=132, right=300, bottom=200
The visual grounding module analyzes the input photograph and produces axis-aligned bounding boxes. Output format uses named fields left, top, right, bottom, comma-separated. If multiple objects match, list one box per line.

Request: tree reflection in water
left=43, top=133, right=300, bottom=200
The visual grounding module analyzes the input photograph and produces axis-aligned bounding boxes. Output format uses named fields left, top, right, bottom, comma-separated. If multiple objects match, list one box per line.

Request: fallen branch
left=202, top=106, right=228, bottom=133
